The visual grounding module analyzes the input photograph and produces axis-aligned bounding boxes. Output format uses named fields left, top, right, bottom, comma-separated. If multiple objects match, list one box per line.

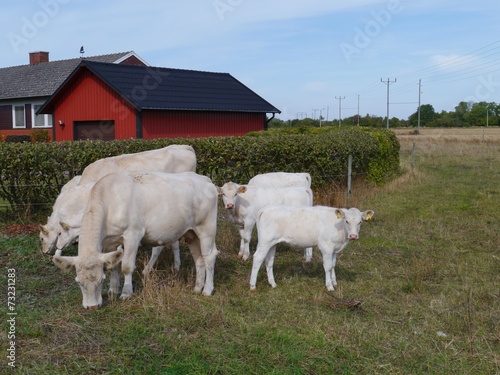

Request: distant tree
left=408, top=104, right=436, bottom=127
left=267, top=118, right=287, bottom=128
left=454, top=101, right=473, bottom=127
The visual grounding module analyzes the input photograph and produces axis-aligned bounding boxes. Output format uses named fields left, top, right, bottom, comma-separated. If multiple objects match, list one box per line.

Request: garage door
left=74, top=121, right=115, bottom=141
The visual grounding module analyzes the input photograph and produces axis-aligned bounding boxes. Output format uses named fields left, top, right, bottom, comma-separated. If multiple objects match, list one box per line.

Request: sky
left=1, top=0, right=500, bottom=121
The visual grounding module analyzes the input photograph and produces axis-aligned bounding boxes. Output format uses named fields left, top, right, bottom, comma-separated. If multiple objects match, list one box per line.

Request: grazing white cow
left=41, top=144, right=195, bottom=269
left=41, top=179, right=181, bottom=272
left=250, top=206, right=374, bottom=291
left=78, top=144, right=196, bottom=185
left=248, top=172, right=311, bottom=188
left=53, top=172, right=219, bottom=310
left=248, top=172, right=313, bottom=261
left=217, top=182, right=313, bottom=261
left=39, top=176, right=88, bottom=255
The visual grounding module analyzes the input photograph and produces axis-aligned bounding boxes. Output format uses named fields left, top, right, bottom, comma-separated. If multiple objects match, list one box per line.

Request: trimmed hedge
left=0, top=127, right=400, bottom=215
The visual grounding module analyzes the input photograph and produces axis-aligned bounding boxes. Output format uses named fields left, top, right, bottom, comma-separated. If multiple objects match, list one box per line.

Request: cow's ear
left=335, top=209, right=345, bottom=219
left=60, top=221, right=70, bottom=231
left=53, top=256, right=76, bottom=271
left=39, top=224, right=48, bottom=235
left=216, top=187, right=223, bottom=195
left=237, top=186, right=247, bottom=194
left=363, top=210, right=375, bottom=221
left=101, top=249, right=124, bottom=270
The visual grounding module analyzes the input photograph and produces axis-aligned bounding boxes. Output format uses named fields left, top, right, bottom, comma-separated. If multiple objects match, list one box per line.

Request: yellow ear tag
left=336, top=211, right=343, bottom=219
left=366, top=213, right=372, bottom=221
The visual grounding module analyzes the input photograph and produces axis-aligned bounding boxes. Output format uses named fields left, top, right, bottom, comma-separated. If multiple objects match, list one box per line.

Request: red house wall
left=142, top=110, right=265, bottom=139
left=53, top=71, right=136, bottom=141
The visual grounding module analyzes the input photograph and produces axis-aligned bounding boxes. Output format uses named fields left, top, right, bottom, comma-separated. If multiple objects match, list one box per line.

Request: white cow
left=248, top=172, right=311, bottom=188
left=217, top=182, right=313, bottom=261
left=41, top=179, right=181, bottom=272
left=39, top=176, right=87, bottom=255
left=78, top=144, right=196, bottom=185
left=248, top=172, right=313, bottom=261
left=41, top=144, right=195, bottom=269
left=53, top=172, right=219, bottom=310
left=250, top=206, right=374, bottom=291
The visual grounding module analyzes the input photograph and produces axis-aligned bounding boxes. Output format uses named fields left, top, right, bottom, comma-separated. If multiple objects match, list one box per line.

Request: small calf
left=250, top=206, right=374, bottom=291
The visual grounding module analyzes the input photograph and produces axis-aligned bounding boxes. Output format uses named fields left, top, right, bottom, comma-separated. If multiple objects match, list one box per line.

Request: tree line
left=271, top=101, right=500, bottom=129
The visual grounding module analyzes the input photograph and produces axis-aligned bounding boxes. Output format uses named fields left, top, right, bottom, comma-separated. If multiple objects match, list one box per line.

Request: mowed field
left=1, top=128, right=499, bottom=374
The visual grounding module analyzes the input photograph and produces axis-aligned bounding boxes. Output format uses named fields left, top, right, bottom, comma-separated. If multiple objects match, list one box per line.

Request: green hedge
left=0, top=127, right=400, bottom=215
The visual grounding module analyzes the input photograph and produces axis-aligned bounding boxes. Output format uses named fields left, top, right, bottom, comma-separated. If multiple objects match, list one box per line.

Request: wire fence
left=0, top=163, right=392, bottom=216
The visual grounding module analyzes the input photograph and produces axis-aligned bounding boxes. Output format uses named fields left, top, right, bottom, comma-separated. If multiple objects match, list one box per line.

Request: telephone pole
left=380, top=78, right=397, bottom=128
left=417, top=79, right=422, bottom=133
left=357, top=94, right=360, bottom=126
left=335, top=96, right=345, bottom=126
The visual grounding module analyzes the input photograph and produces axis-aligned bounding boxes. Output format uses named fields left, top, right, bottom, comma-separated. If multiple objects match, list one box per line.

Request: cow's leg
left=249, top=242, right=270, bottom=290
left=143, top=246, right=164, bottom=275
left=171, top=241, right=181, bottom=271
left=187, top=235, right=206, bottom=294
left=199, top=236, right=218, bottom=296
left=240, top=220, right=255, bottom=261
left=108, top=264, right=121, bottom=296
left=331, top=252, right=338, bottom=287
left=264, top=245, right=277, bottom=288
left=319, top=245, right=335, bottom=291
left=304, top=247, right=313, bottom=262
left=120, top=236, right=141, bottom=299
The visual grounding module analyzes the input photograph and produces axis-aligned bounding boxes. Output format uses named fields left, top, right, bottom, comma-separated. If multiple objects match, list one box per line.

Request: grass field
left=1, top=128, right=499, bottom=374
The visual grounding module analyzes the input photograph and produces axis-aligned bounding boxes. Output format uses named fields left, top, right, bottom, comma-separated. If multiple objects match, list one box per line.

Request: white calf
left=218, top=182, right=313, bottom=261
left=248, top=172, right=313, bottom=261
left=250, top=206, right=374, bottom=291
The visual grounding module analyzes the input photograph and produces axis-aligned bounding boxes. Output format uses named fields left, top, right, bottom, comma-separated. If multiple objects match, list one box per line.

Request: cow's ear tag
left=366, top=213, right=372, bottom=221
left=336, top=211, right=343, bottom=219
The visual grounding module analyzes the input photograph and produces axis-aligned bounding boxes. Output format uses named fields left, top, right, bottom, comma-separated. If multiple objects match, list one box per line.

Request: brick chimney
left=29, top=51, right=49, bottom=65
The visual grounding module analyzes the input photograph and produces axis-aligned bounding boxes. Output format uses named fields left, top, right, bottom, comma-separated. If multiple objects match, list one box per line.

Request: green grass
left=1, top=138, right=499, bottom=374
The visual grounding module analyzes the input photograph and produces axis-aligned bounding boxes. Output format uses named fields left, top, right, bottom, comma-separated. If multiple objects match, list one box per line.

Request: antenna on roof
left=80, top=46, right=85, bottom=58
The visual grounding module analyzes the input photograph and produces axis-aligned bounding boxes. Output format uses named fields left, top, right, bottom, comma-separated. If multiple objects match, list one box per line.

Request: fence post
left=411, top=142, right=416, bottom=176
left=347, top=154, right=352, bottom=208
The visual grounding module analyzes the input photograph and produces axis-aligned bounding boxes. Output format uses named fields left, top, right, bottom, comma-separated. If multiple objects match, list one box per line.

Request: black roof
left=0, top=52, right=142, bottom=100
left=41, top=60, right=280, bottom=114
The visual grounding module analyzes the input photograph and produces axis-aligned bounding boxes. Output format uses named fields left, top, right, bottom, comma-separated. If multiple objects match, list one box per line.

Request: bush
left=5, top=135, right=32, bottom=143
left=0, top=129, right=400, bottom=216
left=30, top=129, right=51, bottom=143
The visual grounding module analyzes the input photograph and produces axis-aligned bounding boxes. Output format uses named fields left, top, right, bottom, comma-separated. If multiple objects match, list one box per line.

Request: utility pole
left=357, top=94, right=360, bottom=126
left=319, top=108, right=325, bottom=127
left=417, top=79, right=422, bottom=133
left=486, top=105, right=489, bottom=127
left=381, top=78, right=397, bottom=128
left=335, top=96, right=345, bottom=126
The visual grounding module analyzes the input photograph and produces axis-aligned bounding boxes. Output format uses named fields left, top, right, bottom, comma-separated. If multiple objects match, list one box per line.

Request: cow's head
left=39, top=221, right=58, bottom=254
left=53, top=249, right=123, bottom=310
left=217, top=182, right=247, bottom=209
left=335, top=208, right=375, bottom=240
left=55, top=221, right=78, bottom=252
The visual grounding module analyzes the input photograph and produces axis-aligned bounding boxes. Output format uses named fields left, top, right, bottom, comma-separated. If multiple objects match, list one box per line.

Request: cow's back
left=79, top=145, right=196, bottom=185
left=248, top=172, right=311, bottom=188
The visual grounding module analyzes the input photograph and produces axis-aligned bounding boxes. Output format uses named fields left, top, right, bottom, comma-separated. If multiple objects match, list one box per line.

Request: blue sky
left=2, top=0, right=500, bottom=121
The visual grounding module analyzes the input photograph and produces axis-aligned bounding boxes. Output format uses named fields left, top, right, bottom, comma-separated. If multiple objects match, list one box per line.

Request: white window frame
left=32, top=103, right=53, bottom=128
left=12, top=105, right=26, bottom=129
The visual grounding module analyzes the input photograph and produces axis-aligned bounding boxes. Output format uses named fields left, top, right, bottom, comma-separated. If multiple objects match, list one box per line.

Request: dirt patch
left=1, top=223, right=40, bottom=236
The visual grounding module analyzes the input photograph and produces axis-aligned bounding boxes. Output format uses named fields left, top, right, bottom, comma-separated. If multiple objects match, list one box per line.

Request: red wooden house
left=38, top=60, right=280, bottom=141
left=0, top=51, right=147, bottom=141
